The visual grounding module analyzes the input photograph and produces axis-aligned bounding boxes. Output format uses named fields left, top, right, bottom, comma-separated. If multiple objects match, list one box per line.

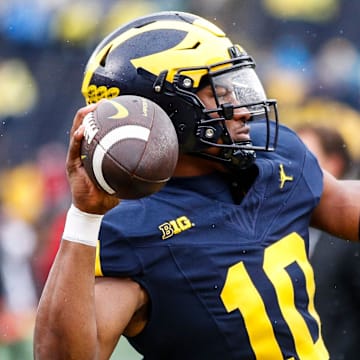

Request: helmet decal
left=82, top=19, right=234, bottom=101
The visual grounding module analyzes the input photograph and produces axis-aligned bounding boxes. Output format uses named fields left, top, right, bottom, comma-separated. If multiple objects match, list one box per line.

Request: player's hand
left=66, top=105, right=120, bottom=214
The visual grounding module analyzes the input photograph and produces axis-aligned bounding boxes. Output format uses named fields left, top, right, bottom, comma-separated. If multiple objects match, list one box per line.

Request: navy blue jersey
left=95, top=123, right=328, bottom=359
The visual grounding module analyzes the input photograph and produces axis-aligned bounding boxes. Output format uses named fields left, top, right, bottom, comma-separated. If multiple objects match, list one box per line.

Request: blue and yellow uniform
left=95, top=123, right=329, bottom=360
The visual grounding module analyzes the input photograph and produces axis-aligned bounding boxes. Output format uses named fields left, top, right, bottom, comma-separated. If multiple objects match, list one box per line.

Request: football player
left=34, top=11, right=360, bottom=360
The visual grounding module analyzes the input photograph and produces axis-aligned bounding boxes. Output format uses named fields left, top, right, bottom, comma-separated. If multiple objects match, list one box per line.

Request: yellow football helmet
left=81, top=11, right=278, bottom=169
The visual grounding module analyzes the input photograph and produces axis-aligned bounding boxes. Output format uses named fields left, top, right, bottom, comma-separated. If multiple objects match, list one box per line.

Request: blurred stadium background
left=1, top=0, right=360, bottom=359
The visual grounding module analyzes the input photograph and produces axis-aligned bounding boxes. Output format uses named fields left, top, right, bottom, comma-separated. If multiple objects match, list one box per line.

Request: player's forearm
left=34, top=241, right=99, bottom=360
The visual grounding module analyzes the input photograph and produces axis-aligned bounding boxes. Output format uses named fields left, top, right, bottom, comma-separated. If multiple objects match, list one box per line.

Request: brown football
left=80, top=95, right=179, bottom=199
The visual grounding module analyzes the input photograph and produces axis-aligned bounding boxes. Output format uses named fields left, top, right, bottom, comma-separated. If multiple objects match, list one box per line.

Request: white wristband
left=62, top=204, right=104, bottom=247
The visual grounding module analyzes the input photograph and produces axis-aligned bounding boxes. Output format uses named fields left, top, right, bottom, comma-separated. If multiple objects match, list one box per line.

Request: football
left=80, top=95, right=179, bottom=199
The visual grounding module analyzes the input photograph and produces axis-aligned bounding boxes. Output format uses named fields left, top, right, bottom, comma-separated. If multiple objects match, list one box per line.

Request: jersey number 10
left=221, top=233, right=328, bottom=359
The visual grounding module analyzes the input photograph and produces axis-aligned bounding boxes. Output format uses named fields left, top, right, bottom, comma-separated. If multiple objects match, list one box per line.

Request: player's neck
left=173, top=154, right=225, bottom=177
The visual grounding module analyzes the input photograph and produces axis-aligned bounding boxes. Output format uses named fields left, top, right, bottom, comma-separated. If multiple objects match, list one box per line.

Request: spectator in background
left=297, top=124, right=360, bottom=360
left=297, top=125, right=353, bottom=180
left=31, top=142, right=70, bottom=293
left=0, top=205, right=38, bottom=360
left=32, top=211, right=66, bottom=292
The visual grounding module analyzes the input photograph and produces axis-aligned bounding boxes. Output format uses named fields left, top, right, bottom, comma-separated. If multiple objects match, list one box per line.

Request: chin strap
left=231, top=148, right=257, bottom=170
left=221, top=141, right=257, bottom=171
left=186, top=143, right=256, bottom=172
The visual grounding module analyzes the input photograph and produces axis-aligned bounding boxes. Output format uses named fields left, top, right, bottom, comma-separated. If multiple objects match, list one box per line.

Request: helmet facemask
left=171, top=53, right=279, bottom=169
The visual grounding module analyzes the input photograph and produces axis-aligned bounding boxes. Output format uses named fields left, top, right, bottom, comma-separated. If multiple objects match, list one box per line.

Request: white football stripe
left=92, top=125, right=150, bottom=194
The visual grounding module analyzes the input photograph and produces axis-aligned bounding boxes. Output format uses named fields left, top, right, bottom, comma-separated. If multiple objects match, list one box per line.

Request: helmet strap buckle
left=153, top=70, right=168, bottom=93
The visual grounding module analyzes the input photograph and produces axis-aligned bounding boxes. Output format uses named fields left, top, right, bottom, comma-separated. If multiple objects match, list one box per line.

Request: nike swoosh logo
left=108, top=100, right=129, bottom=119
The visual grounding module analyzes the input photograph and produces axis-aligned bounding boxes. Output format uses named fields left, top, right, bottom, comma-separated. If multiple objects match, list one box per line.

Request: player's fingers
left=70, top=104, right=97, bottom=137
left=66, top=105, right=96, bottom=173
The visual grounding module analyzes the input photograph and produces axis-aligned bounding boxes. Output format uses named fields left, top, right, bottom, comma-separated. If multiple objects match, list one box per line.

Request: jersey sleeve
left=95, top=203, right=144, bottom=277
